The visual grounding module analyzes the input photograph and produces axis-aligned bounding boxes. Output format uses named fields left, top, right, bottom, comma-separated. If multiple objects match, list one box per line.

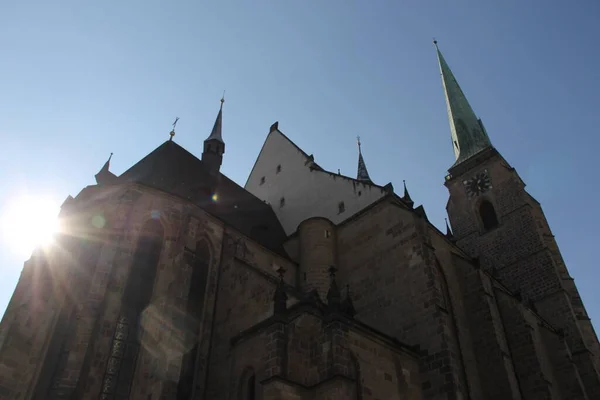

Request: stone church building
left=0, top=44, right=598, bottom=400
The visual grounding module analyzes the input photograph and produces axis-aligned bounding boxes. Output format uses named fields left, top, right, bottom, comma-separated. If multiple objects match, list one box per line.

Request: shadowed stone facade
left=1, top=45, right=598, bottom=400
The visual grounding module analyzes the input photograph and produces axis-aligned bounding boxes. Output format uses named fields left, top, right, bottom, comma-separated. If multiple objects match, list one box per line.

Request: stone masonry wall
left=337, top=199, right=466, bottom=400
left=203, top=230, right=296, bottom=399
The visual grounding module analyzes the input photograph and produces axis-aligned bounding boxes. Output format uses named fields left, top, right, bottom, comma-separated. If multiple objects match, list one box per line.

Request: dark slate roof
left=118, top=140, right=288, bottom=257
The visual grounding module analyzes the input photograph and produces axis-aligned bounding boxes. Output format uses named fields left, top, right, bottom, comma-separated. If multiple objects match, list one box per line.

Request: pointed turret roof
left=402, top=180, right=414, bottom=208
left=435, top=41, right=492, bottom=166
left=95, top=153, right=116, bottom=184
left=205, top=97, right=224, bottom=143
left=356, top=137, right=372, bottom=182
left=99, top=153, right=112, bottom=173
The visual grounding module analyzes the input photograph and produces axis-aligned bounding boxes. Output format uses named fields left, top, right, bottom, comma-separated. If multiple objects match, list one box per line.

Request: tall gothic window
left=101, top=219, right=163, bottom=400
left=480, top=200, right=499, bottom=231
left=246, top=373, right=256, bottom=400
left=176, top=240, right=210, bottom=399
left=238, top=369, right=256, bottom=400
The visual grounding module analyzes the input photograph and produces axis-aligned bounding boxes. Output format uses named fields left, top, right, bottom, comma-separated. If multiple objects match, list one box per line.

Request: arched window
left=177, top=240, right=210, bottom=399
left=479, top=200, right=499, bottom=231
left=102, top=219, right=163, bottom=399
left=237, top=368, right=256, bottom=400
left=246, top=373, right=256, bottom=400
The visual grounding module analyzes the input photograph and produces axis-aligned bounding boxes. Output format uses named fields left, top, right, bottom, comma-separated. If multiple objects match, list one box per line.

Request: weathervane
left=357, top=135, right=362, bottom=149
left=169, top=117, right=179, bottom=141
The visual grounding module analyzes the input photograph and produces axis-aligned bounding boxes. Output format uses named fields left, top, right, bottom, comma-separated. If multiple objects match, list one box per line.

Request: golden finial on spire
left=169, top=117, right=179, bottom=141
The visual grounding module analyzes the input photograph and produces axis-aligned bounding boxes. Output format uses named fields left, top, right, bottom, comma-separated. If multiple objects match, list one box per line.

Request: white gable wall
left=245, top=129, right=388, bottom=235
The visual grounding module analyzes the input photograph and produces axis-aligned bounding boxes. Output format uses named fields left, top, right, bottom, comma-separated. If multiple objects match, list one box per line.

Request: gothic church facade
left=0, top=44, right=598, bottom=400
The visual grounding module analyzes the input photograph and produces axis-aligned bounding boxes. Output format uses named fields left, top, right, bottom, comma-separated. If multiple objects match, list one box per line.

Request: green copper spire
left=435, top=41, right=492, bottom=166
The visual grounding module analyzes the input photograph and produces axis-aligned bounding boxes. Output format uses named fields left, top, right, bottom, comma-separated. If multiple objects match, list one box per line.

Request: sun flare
left=1, top=195, right=61, bottom=258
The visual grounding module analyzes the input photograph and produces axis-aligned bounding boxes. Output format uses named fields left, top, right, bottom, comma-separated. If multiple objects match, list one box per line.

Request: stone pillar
left=495, top=289, right=555, bottom=399
left=539, top=326, right=588, bottom=400
left=263, top=322, right=288, bottom=381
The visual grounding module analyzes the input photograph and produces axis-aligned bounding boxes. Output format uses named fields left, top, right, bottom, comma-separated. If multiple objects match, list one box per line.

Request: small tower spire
left=356, top=136, right=372, bottom=183
left=95, top=153, right=117, bottom=185
left=435, top=40, right=492, bottom=167
left=202, top=96, right=226, bottom=173
left=402, top=180, right=414, bottom=209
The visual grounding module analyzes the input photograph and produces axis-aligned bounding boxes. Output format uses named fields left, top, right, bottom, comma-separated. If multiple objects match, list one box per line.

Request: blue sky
left=0, top=0, right=598, bottom=331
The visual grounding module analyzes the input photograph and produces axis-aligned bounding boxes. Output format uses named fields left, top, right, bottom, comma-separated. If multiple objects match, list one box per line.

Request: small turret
left=202, top=97, right=225, bottom=174
left=95, top=153, right=117, bottom=185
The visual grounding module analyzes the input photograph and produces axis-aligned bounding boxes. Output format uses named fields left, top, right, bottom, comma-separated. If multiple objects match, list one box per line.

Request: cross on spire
left=169, top=117, right=179, bottom=141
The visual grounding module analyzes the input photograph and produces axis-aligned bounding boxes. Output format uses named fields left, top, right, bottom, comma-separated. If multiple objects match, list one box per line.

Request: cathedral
left=0, top=43, right=598, bottom=400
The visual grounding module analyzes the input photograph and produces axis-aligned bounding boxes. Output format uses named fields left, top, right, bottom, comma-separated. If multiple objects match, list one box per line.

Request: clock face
left=463, top=170, right=492, bottom=197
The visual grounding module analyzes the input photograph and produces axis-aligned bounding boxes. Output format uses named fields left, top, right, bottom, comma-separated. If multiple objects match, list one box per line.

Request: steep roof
left=118, top=140, right=288, bottom=256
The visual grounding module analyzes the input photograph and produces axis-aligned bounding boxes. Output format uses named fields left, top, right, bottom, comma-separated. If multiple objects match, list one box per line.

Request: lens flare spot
left=139, top=300, right=199, bottom=380
left=91, top=215, right=106, bottom=229
left=211, top=194, right=218, bottom=202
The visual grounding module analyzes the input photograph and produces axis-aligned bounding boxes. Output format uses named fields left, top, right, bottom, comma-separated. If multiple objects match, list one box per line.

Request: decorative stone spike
left=403, top=180, right=414, bottom=209
left=273, top=267, right=287, bottom=316
left=341, top=285, right=356, bottom=318
left=327, top=266, right=341, bottom=312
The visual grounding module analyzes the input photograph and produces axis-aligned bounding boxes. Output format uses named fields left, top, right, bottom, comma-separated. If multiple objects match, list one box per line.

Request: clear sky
left=1, top=0, right=598, bottom=330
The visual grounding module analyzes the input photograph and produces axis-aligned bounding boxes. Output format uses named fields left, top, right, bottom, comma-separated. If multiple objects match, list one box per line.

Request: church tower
left=439, top=41, right=600, bottom=396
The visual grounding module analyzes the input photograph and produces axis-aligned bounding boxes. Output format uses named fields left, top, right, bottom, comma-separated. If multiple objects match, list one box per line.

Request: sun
left=1, top=195, right=61, bottom=258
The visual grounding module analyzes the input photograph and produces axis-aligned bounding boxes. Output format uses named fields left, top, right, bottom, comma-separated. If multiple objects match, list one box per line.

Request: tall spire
left=356, top=136, right=372, bottom=182
left=435, top=40, right=492, bottom=167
